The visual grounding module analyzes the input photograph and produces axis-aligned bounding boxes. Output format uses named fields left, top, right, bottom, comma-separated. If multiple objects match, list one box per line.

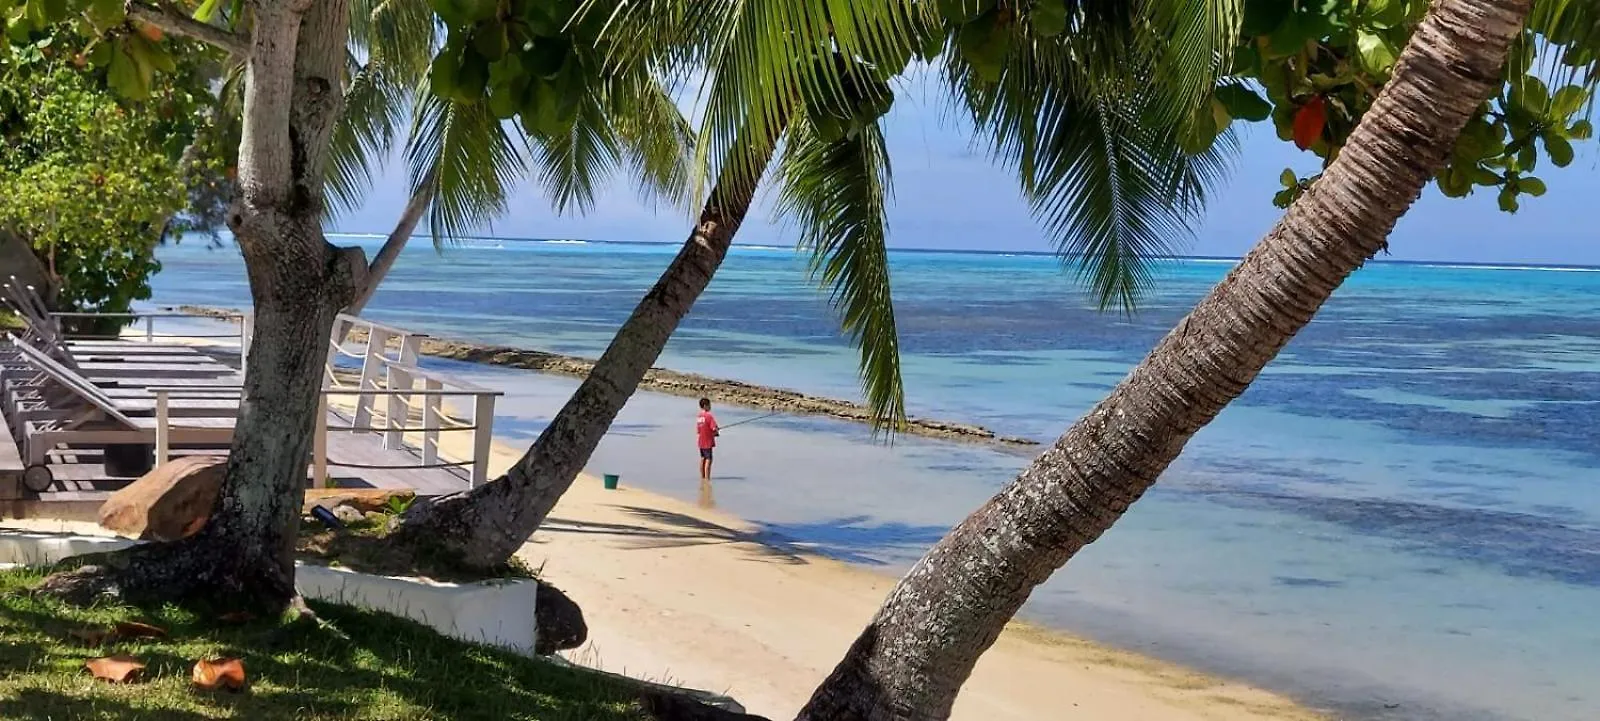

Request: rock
left=534, top=580, right=587, bottom=655
left=97, top=456, right=227, bottom=541
left=541, top=656, right=761, bottom=720
left=302, top=488, right=414, bottom=514
left=361, top=510, right=390, bottom=525
left=633, top=689, right=770, bottom=721
left=331, top=505, right=365, bottom=525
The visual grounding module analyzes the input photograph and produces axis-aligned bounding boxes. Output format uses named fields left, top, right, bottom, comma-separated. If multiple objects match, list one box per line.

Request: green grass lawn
left=0, top=567, right=648, bottom=720
left=0, top=309, right=21, bottom=331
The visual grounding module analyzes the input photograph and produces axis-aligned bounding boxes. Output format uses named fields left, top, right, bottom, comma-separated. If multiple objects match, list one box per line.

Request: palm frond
left=607, top=71, right=695, bottom=208
left=405, top=93, right=528, bottom=246
left=1144, top=0, right=1244, bottom=125
left=602, top=0, right=931, bottom=208
left=1527, top=0, right=1600, bottom=95
left=949, top=4, right=1237, bottom=310
left=352, top=0, right=438, bottom=82
left=529, top=95, right=624, bottom=214
left=775, top=117, right=905, bottom=432
left=327, top=51, right=410, bottom=215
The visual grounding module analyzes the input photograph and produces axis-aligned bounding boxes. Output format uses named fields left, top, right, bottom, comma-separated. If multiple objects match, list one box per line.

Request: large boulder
left=97, top=456, right=226, bottom=541
left=534, top=580, right=588, bottom=655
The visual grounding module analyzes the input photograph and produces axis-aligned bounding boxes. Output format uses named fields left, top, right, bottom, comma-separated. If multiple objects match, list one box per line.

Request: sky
left=334, top=84, right=1600, bottom=266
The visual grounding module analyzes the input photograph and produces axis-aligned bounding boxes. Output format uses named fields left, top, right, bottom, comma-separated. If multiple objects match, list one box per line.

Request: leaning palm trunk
left=390, top=141, right=774, bottom=567
left=346, top=174, right=437, bottom=315
left=41, top=0, right=363, bottom=609
left=796, top=0, right=1531, bottom=718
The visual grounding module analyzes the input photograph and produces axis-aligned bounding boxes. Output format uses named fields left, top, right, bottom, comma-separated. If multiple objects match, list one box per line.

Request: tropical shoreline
left=172, top=304, right=1040, bottom=448
left=0, top=425, right=1323, bottom=721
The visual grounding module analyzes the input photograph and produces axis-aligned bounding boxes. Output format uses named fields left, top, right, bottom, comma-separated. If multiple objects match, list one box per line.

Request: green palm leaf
left=775, top=116, right=904, bottom=431
left=405, top=93, right=527, bottom=246
left=327, top=52, right=409, bottom=215
left=949, top=8, right=1238, bottom=310
left=607, top=72, right=695, bottom=208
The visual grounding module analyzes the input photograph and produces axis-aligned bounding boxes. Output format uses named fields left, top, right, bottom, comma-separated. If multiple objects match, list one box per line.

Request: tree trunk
left=390, top=151, right=772, bottom=568
left=796, top=0, right=1531, bottom=718
left=40, top=0, right=364, bottom=609
left=346, top=176, right=435, bottom=315
left=0, top=229, right=53, bottom=303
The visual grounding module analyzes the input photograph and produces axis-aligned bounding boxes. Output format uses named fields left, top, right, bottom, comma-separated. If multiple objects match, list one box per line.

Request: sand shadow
left=541, top=508, right=808, bottom=566
left=542, top=507, right=952, bottom=569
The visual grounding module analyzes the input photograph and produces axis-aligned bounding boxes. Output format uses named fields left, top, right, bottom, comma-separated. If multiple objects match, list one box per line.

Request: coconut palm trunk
left=796, top=0, right=1532, bottom=717
left=391, top=143, right=773, bottom=567
left=42, top=0, right=363, bottom=609
left=346, top=175, right=436, bottom=315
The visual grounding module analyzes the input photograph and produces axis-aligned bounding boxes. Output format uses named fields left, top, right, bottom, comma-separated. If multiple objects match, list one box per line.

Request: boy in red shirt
left=696, top=397, right=719, bottom=481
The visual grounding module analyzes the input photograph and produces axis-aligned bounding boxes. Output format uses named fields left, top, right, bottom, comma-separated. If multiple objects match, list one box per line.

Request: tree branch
left=127, top=1, right=251, bottom=57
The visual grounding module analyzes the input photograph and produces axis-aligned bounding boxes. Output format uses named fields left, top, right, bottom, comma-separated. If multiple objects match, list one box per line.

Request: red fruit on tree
left=1293, top=96, right=1327, bottom=150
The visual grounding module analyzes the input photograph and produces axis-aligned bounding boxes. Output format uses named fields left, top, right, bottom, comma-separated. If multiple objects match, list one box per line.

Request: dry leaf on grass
left=85, top=656, right=145, bottom=683
left=113, top=621, right=167, bottom=639
left=191, top=658, right=247, bottom=692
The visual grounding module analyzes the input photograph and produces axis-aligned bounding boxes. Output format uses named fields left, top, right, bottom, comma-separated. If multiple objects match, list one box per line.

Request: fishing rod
left=719, top=409, right=783, bottom=431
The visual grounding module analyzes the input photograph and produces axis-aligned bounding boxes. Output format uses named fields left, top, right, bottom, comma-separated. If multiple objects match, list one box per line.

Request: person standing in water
left=696, top=397, right=719, bottom=482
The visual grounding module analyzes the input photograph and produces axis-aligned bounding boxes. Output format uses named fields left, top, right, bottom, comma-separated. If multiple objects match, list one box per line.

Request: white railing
left=320, top=314, right=501, bottom=488
left=51, top=310, right=253, bottom=355
left=326, top=314, right=424, bottom=433
left=20, top=307, right=499, bottom=490
left=150, top=385, right=244, bottom=465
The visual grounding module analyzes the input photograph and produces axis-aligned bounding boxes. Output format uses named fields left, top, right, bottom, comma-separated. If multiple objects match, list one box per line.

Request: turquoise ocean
left=146, top=236, right=1600, bottom=721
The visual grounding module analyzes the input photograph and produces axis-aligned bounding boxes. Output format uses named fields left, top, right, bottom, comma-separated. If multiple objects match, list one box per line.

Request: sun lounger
left=3, top=278, right=214, bottom=365
left=5, top=339, right=236, bottom=468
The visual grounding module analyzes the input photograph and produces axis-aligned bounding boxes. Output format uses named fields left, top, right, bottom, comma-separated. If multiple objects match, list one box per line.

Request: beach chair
left=2, top=277, right=216, bottom=366
left=6, top=339, right=235, bottom=478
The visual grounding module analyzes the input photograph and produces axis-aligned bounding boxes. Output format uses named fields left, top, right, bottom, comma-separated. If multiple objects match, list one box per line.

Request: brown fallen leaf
left=86, top=656, right=145, bottom=684
left=191, top=658, right=246, bottom=692
left=217, top=611, right=256, bottom=624
left=113, top=621, right=167, bottom=639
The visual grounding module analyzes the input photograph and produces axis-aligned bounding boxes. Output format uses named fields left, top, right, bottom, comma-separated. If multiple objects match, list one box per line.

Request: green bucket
left=602, top=473, right=620, bottom=490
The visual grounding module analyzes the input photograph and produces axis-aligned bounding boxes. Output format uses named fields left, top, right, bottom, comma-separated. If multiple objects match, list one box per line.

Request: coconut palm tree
left=794, top=0, right=1600, bottom=716
left=388, top=0, right=1241, bottom=566
left=37, top=0, right=690, bottom=606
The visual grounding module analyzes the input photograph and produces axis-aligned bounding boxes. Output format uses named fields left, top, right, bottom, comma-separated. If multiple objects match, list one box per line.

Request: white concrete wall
left=296, top=564, right=539, bottom=654
left=0, top=530, right=538, bottom=654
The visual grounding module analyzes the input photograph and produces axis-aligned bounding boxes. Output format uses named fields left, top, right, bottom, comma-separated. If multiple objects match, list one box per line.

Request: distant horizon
left=317, top=230, right=1600, bottom=271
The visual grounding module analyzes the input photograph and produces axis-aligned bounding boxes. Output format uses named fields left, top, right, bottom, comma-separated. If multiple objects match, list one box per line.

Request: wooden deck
left=2, top=314, right=495, bottom=519
left=1, top=401, right=472, bottom=512
left=0, top=407, right=472, bottom=512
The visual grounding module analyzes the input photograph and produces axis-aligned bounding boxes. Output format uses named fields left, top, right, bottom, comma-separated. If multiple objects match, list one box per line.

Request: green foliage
left=0, top=56, right=184, bottom=321
left=1216, top=0, right=1600, bottom=212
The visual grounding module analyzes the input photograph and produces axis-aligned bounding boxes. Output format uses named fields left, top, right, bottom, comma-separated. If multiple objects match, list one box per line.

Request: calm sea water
left=147, top=236, right=1600, bottom=721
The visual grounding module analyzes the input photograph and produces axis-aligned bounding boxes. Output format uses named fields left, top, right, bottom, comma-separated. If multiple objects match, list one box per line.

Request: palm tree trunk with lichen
left=40, top=0, right=366, bottom=611
left=796, top=0, right=1533, bottom=717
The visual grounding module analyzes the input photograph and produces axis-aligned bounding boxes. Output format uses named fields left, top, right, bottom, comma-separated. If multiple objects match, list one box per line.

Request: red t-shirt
left=696, top=410, right=719, bottom=449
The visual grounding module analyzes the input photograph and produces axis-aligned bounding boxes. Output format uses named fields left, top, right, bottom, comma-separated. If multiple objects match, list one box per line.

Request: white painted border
left=0, top=531, right=538, bottom=654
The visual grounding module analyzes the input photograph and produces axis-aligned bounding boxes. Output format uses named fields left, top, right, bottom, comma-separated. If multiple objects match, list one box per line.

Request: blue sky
left=336, top=87, right=1600, bottom=265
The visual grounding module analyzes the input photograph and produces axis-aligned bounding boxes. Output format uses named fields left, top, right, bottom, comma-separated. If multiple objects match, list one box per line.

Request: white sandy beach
left=4, top=433, right=1323, bottom=721
left=490, top=436, right=1324, bottom=721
